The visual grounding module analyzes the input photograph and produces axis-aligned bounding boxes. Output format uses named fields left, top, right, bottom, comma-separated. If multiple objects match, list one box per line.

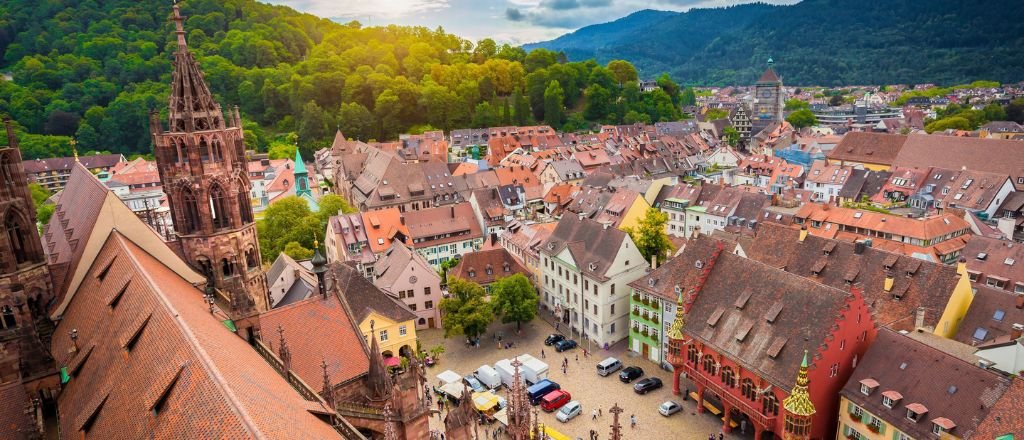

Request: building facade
left=149, top=9, right=270, bottom=319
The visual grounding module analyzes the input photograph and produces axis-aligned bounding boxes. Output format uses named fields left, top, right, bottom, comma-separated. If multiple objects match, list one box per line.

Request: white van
left=475, top=365, right=502, bottom=390
left=596, top=357, right=622, bottom=376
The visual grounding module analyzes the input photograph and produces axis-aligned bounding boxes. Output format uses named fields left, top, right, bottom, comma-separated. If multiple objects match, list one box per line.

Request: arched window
left=177, top=139, right=189, bottom=164
left=199, top=137, right=211, bottom=162
left=687, top=345, right=699, bottom=364
left=221, top=257, right=234, bottom=278
left=741, top=378, right=757, bottom=401
left=1, top=305, right=16, bottom=329
left=237, top=187, right=253, bottom=224
left=180, top=188, right=200, bottom=233
left=762, top=392, right=779, bottom=416
left=720, top=366, right=736, bottom=388
left=246, top=249, right=257, bottom=270
left=210, top=185, right=229, bottom=230
left=5, top=210, right=31, bottom=265
left=211, top=138, right=224, bottom=163
left=702, top=354, right=715, bottom=373
left=196, top=256, right=214, bottom=278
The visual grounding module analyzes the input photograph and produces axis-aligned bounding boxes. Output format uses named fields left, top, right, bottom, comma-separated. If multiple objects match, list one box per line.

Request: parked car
left=633, top=377, right=663, bottom=394
left=553, top=339, right=578, bottom=352
left=658, top=401, right=682, bottom=417
left=555, top=400, right=582, bottom=422
left=618, top=366, right=644, bottom=383
left=544, top=334, right=566, bottom=346
left=464, top=375, right=486, bottom=393
left=541, top=390, right=572, bottom=412
left=596, top=357, right=623, bottom=376
left=527, top=380, right=561, bottom=405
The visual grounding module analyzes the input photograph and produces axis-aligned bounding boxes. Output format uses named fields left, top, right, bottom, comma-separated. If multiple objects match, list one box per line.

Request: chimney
left=798, top=225, right=808, bottom=243
left=914, top=307, right=926, bottom=330
left=651, top=254, right=657, bottom=270
left=1015, top=294, right=1024, bottom=310
left=1011, top=323, right=1023, bottom=340
left=450, top=206, right=455, bottom=218
left=884, top=272, right=895, bottom=292
left=603, top=222, right=611, bottom=230
left=854, top=241, right=866, bottom=255
left=956, top=257, right=967, bottom=278
left=3, top=118, right=17, bottom=149
left=578, top=212, right=585, bottom=221
left=400, top=215, right=405, bottom=225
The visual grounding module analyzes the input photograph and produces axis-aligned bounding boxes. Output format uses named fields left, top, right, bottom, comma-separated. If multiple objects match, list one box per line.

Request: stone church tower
left=755, top=58, right=784, bottom=123
left=150, top=5, right=269, bottom=319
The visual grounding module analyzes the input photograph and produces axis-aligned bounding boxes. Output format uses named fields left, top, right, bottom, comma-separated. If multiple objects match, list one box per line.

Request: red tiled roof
left=52, top=232, right=340, bottom=439
left=448, top=248, right=530, bottom=285
left=0, top=382, right=33, bottom=440
left=827, top=132, right=907, bottom=165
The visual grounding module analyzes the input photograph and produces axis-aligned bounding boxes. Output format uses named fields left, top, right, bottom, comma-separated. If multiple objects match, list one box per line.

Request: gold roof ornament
left=782, top=350, right=816, bottom=417
left=666, top=288, right=686, bottom=340
left=71, top=138, right=79, bottom=163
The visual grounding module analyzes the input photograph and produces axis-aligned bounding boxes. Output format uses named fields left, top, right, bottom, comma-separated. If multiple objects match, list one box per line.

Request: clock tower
left=755, top=58, right=784, bottom=122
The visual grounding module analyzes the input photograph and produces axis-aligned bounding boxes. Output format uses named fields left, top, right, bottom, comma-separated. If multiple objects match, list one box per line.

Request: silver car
left=555, top=400, right=582, bottom=422
left=658, top=400, right=682, bottom=417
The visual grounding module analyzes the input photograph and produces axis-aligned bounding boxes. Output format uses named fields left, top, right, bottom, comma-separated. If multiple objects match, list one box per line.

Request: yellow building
left=332, top=262, right=420, bottom=359
left=934, top=260, right=975, bottom=339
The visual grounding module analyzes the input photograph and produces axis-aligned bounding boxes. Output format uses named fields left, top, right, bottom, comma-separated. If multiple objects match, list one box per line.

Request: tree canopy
left=488, top=274, right=538, bottom=330
left=623, top=208, right=674, bottom=265
left=0, top=0, right=677, bottom=160
left=439, top=277, right=493, bottom=340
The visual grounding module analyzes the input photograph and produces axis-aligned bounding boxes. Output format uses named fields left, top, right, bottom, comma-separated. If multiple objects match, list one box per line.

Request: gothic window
left=237, top=185, right=253, bottom=224
left=687, top=345, right=699, bottom=364
left=211, top=138, right=224, bottom=163
left=720, top=366, right=737, bottom=388
left=1, top=305, right=16, bottom=330
left=762, top=392, right=779, bottom=416
left=741, top=378, right=757, bottom=401
left=176, top=139, right=189, bottom=164
left=199, top=137, right=211, bottom=162
left=210, top=185, right=229, bottom=230
left=196, top=256, right=214, bottom=278
left=5, top=210, right=31, bottom=265
left=702, top=354, right=715, bottom=373
left=221, top=257, right=234, bottom=278
left=180, top=188, right=200, bottom=233
left=245, top=249, right=257, bottom=270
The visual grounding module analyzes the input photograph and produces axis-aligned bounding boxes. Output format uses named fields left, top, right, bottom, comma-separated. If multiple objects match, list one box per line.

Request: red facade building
left=662, top=236, right=876, bottom=439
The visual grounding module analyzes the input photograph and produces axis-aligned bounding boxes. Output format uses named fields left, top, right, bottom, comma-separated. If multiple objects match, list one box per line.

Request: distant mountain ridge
left=525, top=0, right=1024, bottom=86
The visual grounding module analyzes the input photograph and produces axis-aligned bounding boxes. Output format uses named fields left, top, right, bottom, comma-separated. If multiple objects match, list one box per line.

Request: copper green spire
left=783, top=350, right=816, bottom=417
left=667, top=288, right=686, bottom=340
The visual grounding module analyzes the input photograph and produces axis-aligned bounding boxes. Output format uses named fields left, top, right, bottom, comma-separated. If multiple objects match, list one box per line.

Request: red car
left=540, top=390, right=572, bottom=412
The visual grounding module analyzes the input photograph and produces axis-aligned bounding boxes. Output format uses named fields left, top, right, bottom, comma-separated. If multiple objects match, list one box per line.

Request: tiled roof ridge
left=112, top=232, right=263, bottom=437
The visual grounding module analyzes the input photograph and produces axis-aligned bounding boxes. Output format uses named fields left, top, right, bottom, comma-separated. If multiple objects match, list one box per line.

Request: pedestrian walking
left=598, top=407, right=602, bottom=417
left=740, top=420, right=747, bottom=434
left=592, top=409, right=598, bottom=420
left=541, top=349, right=545, bottom=358
left=718, top=433, right=724, bottom=440
left=575, top=353, right=578, bottom=362
left=556, top=323, right=560, bottom=331
left=630, top=414, right=636, bottom=429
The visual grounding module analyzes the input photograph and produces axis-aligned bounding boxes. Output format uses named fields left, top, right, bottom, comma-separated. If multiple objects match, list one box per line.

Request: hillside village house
left=372, top=242, right=442, bottom=329
left=803, top=160, right=853, bottom=203
left=539, top=215, right=647, bottom=348
left=404, top=202, right=484, bottom=269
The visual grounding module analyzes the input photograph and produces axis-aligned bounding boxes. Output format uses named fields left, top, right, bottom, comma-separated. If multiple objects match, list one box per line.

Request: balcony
left=682, top=362, right=778, bottom=428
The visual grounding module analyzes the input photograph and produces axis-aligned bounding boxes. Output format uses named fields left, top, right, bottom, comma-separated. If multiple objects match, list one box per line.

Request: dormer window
left=881, top=390, right=902, bottom=408
left=931, top=418, right=955, bottom=436
left=469, top=269, right=476, bottom=278
left=648, top=278, right=657, bottom=287
left=906, top=403, right=927, bottom=422
left=859, top=379, right=879, bottom=396
left=589, top=263, right=597, bottom=271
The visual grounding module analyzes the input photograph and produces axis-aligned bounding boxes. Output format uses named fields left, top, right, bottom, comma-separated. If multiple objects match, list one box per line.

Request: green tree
left=607, top=60, right=638, bottom=85
left=543, top=80, right=565, bottom=127
left=337, top=102, right=375, bottom=141
left=28, top=182, right=53, bottom=226
left=655, top=73, right=680, bottom=103
left=583, top=84, right=612, bottom=121
left=512, top=88, right=531, bottom=125
left=317, top=194, right=356, bottom=219
left=623, top=208, right=674, bottom=265
left=925, top=116, right=972, bottom=133
left=439, top=278, right=493, bottom=340
left=983, top=103, right=1007, bottom=122
left=256, top=196, right=320, bottom=262
left=704, top=108, right=729, bottom=120
left=680, top=87, right=697, bottom=106
left=723, top=126, right=740, bottom=147
left=283, top=241, right=314, bottom=260
left=786, top=108, right=818, bottom=128
left=489, top=273, right=538, bottom=331
left=524, top=48, right=558, bottom=73
left=267, top=141, right=297, bottom=160
left=471, top=101, right=499, bottom=128
left=623, top=110, right=651, bottom=124
left=784, top=99, right=810, bottom=111
left=1005, top=98, right=1024, bottom=124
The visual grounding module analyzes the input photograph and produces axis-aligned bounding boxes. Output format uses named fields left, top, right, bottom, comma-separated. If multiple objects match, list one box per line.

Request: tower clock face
left=761, top=91, right=773, bottom=98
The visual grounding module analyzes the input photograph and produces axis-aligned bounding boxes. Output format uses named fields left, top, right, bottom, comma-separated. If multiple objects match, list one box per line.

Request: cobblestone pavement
left=420, top=314, right=755, bottom=440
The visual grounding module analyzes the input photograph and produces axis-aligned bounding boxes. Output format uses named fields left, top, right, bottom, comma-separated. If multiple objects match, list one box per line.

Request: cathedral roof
left=51, top=231, right=341, bottom=439
left=758, top=67, right=780, bottom=84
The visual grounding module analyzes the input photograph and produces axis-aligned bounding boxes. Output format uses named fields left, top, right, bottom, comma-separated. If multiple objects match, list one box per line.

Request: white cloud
left=265, top=0, right=452, bottom=19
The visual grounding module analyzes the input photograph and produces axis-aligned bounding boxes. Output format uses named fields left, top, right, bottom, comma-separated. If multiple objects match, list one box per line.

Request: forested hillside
left=527, top=0, right=1024, bottom=87
left=0, top=0, right=681, bottom=159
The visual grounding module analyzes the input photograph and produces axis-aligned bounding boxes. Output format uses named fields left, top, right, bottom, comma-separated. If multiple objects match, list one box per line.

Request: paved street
left=421, top=314, right=753, bottom=440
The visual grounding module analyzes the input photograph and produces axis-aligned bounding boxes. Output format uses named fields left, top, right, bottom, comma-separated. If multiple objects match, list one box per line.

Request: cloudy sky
left=263, top=0, right=797, bottom=45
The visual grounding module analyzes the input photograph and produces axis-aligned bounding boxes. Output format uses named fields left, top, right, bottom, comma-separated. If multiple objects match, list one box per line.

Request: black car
left=544, top=334, right=566, bottom=346
left=618, top=366, right=644, bottom=383
left=553, top=339, right=578, bottom=352
left=633, top=377, right=663, bottom=394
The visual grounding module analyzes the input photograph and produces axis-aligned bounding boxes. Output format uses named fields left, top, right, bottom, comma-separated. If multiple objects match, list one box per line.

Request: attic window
left=976, top=253, right=988, bottom=260
left=648, top=278, right=657, bottom=287
left=150, top=364, right=186, bottom=416
left=765, top=302, right=784, bottom=323
left=78, top=393, right=109, bottom=433
left=588, top=263, right=597, bottom=271
left=122, top=313, right=152, bottom=352
left=1005, top=258, right=1016, bottom=266
left=68, top=344, right=94, bottom=377
left=859, top=378, right=879, bottom=396
left=107, top=278, right=131, bottom=309
left=993, top=309, right=1005, bottom=322
left=905, top=403, right=927, bottom=422
left=734, top=289, right=753, bottom=309
left=972, top=327, right=988, bottom=341
left=96, top=256, right=117, bottom=281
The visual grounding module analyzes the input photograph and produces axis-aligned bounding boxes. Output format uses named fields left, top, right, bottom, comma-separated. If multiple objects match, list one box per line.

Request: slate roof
left=962, top=235, right=1024, bottom=290
left=681, top=249, right=851, bottom=389
left=448, top=248, right=530, bottom=286
left=22, top=153, right=124, bottom=174
left=260, top=285, right=371, bottom=388
left=952, top=285, right=1024, bottom=346
left=841, top=329, right=1011, bottom=439
left=827, top=132, right=907, bottom=165
left=540, top=215, right=628, bottom=281
left=52, top=232, right=340, bottom=439
left=741, top=222, right=961, bottom=332
left=892, top=134, right=1024, bottom=190
left=329, top=262, right=416, bottom=325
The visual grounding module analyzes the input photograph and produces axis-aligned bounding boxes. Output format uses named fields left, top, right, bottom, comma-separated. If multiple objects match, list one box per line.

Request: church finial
left=767, top=57, right=774, bottom=67
left=71, top=138, right=79, bottom=163
left=667, top=287, right=687, bottom=340
left=172, top=2, right=188, bottom=49
left=783, top=350, right=816, bottom=429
